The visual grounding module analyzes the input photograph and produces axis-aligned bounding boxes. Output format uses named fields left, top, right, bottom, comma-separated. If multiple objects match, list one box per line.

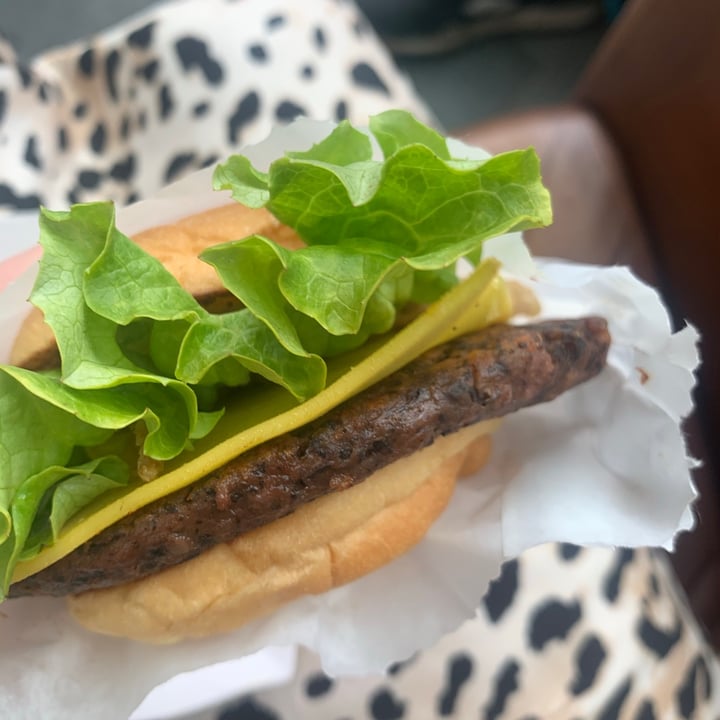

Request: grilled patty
left=11, top=317, right=610, bottom=598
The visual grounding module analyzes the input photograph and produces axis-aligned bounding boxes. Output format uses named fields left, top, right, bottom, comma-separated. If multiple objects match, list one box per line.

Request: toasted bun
left=10, top=204, right=303, bottom=369
left=68, top=422, right=496, bottom=643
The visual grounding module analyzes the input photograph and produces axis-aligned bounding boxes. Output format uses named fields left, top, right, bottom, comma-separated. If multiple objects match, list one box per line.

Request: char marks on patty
left=11, top=317, right=610, bottom=598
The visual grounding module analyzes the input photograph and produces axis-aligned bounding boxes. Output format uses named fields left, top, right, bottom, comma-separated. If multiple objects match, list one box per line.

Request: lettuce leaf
left=213, top=110, right=551, bottom=339
left=0, top=457, right=128, bottom=591
left=0, top=110, right=551, bottom=595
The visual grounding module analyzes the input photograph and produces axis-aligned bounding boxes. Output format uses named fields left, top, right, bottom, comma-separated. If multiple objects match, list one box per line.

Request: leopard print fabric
left=0, top=2, right=718, bottom=718
left=0, top=0, right=433, bottom=211
left=220, top=546, right=720, bottom=720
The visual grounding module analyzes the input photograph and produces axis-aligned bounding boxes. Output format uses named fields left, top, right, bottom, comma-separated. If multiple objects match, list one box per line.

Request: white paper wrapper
left=0, top=121, right=699, bottom=719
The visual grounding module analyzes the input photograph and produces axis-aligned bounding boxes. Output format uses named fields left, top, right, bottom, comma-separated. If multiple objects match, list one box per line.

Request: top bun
left=10, top=204, right=303, bottom=369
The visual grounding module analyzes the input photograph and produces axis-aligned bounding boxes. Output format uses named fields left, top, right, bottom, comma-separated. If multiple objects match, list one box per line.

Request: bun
left=130, top=203, right=303, bottom=300
left=12, top=203, right=501, bottom=642
left=68, top=423, right=496, bottom=643
left=10, top=204, right=303, bottom=369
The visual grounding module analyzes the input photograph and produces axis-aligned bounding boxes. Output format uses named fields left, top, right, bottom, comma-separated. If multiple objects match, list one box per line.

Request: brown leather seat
left=457, top=0, right=720, bottom=645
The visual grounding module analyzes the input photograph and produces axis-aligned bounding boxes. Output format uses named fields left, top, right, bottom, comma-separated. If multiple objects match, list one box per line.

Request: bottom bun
left=68, top=420, right=499, bottom=643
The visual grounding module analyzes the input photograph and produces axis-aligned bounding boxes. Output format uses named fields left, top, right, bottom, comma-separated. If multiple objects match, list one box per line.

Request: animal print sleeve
left=0, top=0, right=435, bottom=210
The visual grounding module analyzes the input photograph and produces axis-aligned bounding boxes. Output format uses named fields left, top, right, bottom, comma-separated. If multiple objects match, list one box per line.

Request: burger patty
left=11, top=317, right=610, bottom=597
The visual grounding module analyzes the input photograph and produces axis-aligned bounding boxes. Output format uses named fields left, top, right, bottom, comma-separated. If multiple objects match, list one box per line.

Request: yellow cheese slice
left=12, top=259, right=512, bottom=583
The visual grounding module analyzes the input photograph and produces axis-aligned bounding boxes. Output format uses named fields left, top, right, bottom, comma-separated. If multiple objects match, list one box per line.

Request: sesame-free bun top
left=10, top=204, right=303, bottom=369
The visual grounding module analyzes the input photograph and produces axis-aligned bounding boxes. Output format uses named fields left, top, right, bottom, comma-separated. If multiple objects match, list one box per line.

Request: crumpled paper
left=0, top=120, right=699, bottom=720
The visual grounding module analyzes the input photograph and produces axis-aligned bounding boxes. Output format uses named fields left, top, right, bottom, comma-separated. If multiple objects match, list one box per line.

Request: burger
left=0, top=111, right=610, bottom=643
